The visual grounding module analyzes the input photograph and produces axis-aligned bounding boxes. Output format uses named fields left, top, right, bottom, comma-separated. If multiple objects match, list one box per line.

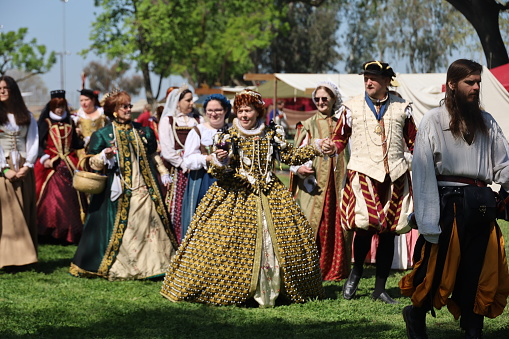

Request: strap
left=193, top=126, right=201, bottom=139
left=436, top=175, right=487, bottom=187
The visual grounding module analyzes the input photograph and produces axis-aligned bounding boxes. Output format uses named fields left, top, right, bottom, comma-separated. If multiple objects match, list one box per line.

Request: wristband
left=3, top=168, right=9, bottom=175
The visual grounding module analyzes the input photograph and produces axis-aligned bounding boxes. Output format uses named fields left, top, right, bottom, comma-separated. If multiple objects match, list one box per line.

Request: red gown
left=35, top=119, right=85, bottom=244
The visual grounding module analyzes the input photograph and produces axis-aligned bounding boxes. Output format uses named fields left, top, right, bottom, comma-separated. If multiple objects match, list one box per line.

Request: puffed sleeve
left=275, top=124, right=320, bottom=166
left=159, top=116, right=184, bottom=168
left=412, top=116, right=441, bottom=244
left=23, top=114, right=39, bottom=167
left=289, top=122, right=312, bottom=176
left=490, top=117, right=509, bottom=191
left=183, top=127, right=208, bottom=171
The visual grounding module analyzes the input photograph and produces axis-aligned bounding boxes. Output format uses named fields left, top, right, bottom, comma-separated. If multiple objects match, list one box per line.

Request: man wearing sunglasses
left=331, top=60, right=417, bottom=304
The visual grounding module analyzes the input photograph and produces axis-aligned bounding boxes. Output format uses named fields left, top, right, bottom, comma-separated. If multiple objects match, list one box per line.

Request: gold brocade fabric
left=161, top=124, right=324, bottom=305
left=77, top=115, right=108, bottom=139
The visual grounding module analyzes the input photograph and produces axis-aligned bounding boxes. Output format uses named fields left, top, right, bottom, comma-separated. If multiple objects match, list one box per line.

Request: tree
left=6, top=69, right=48, bottom=107
left=87, top=0, right=282, bottom=105
left=382, top=0, right=472, bottom=73
left=182, top=0, right=283, bottom=86
left=0, top=28, right=57, bottom=81
left=258, top=1, right=342, bottom=73
left=83, top=60, right=143, bottom=96
left=446, top=0, right=509, bottom=68
left=338, top=0, right=475, bottom=73
left=341, top=1, right=383, bottom=73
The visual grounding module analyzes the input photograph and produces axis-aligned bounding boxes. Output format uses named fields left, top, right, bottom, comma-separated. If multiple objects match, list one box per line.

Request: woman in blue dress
left=180, top=94, right=231, bottom=240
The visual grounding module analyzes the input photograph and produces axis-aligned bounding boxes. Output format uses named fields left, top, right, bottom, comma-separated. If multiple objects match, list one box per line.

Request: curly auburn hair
left=103, top=90, right=131, bottom=120
left=233, top=89, right=266, bottom=120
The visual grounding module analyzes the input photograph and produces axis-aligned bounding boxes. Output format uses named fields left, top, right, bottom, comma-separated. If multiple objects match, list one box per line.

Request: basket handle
left=77, top=154, right=96, bottom=172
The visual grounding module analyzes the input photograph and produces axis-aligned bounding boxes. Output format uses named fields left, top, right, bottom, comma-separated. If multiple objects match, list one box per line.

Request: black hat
left=360, top=61, right=396, bottom=78
left=79, top=89, right=97, bottom=99
left=50, top=90, right=66, bottom=99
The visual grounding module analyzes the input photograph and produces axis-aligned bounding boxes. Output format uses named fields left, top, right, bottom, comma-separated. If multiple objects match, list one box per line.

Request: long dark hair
left=0, top=75, right=31, bottom=126
left=442, top=59, right=486, bottom=138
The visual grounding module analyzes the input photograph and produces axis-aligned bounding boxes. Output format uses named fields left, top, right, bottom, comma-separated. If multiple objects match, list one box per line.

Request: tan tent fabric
left=252, top=68, right=509, bottom=135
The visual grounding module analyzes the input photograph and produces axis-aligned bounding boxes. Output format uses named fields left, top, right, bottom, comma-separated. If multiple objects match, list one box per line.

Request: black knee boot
left=402, top=305, right=428, bottom=339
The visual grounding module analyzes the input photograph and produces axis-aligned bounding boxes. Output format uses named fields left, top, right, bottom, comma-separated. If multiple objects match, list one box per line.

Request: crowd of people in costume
left=1, top=58, right=508, bottom=338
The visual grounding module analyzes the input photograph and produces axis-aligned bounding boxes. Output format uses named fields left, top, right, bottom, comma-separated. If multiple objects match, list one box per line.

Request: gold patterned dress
left=161, top=119, right=324, bottom=306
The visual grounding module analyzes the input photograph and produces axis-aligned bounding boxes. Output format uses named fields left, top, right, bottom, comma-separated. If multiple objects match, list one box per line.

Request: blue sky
left=1, top=1, right=103, bottom=105
left=1, top=0, right=183, bottom=106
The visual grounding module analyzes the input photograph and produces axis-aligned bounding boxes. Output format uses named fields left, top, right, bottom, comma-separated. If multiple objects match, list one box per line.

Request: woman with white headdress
left=158, top=86, right=203, bottom=242
left=289, top=81, right=351, bottom=281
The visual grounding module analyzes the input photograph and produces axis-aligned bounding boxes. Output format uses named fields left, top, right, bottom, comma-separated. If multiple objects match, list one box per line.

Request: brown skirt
left=0, top=163, right=37, bottom=268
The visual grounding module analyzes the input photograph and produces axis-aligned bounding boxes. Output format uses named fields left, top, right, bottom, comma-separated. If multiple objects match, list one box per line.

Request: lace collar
left=232, top=118, right=265, bottom=137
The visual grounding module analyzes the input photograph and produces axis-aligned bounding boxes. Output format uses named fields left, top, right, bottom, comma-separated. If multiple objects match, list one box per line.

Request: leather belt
left=436, top=175, right=487, bottom=187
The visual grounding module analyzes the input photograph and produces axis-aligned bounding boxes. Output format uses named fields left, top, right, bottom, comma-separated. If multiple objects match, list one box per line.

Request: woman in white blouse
left=180, top=94, right=231, bottom=240
left=0, top=75, right=39, bottom=270
left=159, top=86, right=203, bottom=243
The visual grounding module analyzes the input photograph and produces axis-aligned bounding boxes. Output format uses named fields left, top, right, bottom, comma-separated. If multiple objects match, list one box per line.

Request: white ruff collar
left=49, top=111, right=67, bottom=121
left=233, top=118, right=264, bottom=136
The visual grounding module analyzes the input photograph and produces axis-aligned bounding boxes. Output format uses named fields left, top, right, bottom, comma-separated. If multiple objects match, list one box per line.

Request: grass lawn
left=1, top=171, right=508, bottom=338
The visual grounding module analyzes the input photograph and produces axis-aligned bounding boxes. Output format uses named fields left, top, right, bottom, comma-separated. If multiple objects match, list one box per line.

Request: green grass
left=1, top=219, right=508, bottom=338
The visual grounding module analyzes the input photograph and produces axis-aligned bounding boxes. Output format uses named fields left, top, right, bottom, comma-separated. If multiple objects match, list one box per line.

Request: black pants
left=412, top=186, right=491, bottom=331
left=353, top=230, right=395, bottom=279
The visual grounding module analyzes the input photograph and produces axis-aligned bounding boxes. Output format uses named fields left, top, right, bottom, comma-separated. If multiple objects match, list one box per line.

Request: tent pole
left=273, top=76, right=277, bottom=124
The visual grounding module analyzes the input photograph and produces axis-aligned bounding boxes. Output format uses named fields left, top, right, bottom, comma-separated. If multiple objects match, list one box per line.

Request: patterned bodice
left=212, top=120, right=318, bottom=193
left=77, top=115, right=107, bottom=138
left=45, top=119, right=73, bottom=156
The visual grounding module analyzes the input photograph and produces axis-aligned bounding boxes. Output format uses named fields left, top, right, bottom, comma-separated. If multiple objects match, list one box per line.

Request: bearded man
left=400, top=59, right=509, bottom=339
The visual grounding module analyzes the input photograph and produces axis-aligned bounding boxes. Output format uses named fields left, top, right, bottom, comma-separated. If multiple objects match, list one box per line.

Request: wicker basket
left=73, top=154, right=107, bottom=195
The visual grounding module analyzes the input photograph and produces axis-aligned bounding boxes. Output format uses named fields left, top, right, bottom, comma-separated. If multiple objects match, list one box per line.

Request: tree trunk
left=446, top=0, right=509, bottom=68
left=141, top=63, right=155, bottom=106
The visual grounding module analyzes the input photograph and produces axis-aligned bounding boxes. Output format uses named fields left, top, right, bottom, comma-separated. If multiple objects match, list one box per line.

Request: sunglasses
left=313, top=97, right=330, bottom=103
left=121, top=104, right=133, bottom=109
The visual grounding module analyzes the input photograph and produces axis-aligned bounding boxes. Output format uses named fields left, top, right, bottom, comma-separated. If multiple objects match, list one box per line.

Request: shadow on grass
left=0, top=304, right=402, bottom=339
left=32, top=258, right=74, bottom=274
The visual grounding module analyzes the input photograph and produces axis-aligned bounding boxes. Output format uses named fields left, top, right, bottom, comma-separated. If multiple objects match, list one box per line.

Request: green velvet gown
left=70, top=121, right=177, bottom=280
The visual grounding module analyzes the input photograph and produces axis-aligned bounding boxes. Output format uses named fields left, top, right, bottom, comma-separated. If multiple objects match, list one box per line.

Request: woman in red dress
left=35, top=90, right=85, bottom=244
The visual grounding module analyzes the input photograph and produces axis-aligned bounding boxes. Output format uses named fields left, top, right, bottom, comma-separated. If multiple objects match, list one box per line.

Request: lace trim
left=232, top=118, right=265, bottom=136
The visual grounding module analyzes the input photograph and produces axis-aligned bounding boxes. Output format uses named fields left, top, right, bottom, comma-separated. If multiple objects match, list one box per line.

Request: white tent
left=255, top=67, right=509, bottom=134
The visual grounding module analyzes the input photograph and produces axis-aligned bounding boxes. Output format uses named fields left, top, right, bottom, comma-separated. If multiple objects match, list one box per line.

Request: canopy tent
left=253, top=68, right=509, bottom=134
left=490, top=63, right=509, bottom=92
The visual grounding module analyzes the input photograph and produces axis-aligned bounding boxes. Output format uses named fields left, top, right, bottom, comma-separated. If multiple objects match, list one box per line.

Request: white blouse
left=183, top=123, right=219, bottom=171
left=413, top=106, right=509, bottom=243
left=159, top=112, right=203, bottom=170
left=0, top=113, right=38, bottom=169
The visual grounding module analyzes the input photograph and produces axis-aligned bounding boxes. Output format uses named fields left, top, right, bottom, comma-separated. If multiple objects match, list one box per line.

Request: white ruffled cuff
left=161, top=173, right=172, bottom=185
left=210, top=153, right=228, bottom=167
left=39, top=154, right=50, bottom=165
left=100, top=150, right=117, bottom=169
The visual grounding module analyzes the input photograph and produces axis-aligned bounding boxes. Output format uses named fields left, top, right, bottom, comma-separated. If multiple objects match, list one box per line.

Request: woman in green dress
left=70, top=90, right=177, bottom=280
left=161, top=90, right=334, bottom=306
